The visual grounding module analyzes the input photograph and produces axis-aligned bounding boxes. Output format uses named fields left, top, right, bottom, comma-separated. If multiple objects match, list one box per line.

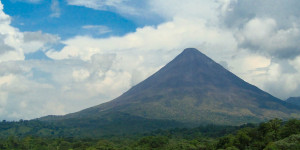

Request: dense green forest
left=0, top=119, right=300, bottom=149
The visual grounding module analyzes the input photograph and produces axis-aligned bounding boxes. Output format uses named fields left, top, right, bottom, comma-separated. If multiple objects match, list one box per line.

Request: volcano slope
left=286, top=97, right=300, bottom=107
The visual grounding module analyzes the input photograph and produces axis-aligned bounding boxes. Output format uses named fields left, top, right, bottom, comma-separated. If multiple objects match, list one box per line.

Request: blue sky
left=3, top=0, right=139, bottom=39
left=1, top=0, right=300, bottom=120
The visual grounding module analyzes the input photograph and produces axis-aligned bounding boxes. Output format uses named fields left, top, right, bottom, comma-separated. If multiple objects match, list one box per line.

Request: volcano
left=41, top=48, right=300, bottom=127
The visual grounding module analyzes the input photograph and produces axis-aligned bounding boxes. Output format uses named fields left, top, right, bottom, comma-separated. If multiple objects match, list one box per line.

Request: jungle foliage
left=0, top=119, right=299, bottom=149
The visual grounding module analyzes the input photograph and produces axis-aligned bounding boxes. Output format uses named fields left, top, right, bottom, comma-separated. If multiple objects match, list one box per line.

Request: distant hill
left=286, top=97, right=300, bottom=106
left=40, top=48, right=300, bottom=127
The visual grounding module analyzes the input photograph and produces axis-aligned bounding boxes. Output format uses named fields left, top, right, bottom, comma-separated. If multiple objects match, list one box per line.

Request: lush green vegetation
left=0, top=113, right=185, bottom=138
left=0, top=119, right=300, bottom=149
left=215, top=118, right=300, bottom=149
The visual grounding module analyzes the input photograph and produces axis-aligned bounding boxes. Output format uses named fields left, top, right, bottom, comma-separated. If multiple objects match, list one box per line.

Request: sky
left=0, top=0, right=300, bottom=120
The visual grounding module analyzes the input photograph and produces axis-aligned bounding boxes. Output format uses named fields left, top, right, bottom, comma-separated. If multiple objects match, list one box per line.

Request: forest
left=0, top=118, right=299, bottom=150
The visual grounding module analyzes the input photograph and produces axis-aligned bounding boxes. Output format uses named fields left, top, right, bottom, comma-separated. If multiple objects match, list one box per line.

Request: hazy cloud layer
left=66, top=0, right=163, bottom=25
left=67, top=0, right=144, bottom=16
left=1, top=0, right=300, bottom=120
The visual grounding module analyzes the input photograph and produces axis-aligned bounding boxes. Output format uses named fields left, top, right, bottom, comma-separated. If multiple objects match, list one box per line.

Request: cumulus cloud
left=22, top=31, right=60, bottom=53
left=0, top=2, right=10, bottom=23
left=222, top=0, right=300, bottom=28
left=149, top=0, right=219, bottom=22
left=222, top=0, right=300, bottom=59
left=0, top=34, right=14, bottom=55
left=47, top=17, right=237, bottom=61
left=0, top=2, right=60, bottom=62
left=235, top=17, right=300, bottom=59
left=217, top=0, right=300, bottom=99
left=0, top=57, right=134, bottom=120
left=0, top=1, right=64, bottom=120
left=0, top=2, right=24, bottom=62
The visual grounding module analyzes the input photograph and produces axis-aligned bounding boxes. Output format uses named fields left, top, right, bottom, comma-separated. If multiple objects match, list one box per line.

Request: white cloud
left=47, top=17, right=237, bottom=61
left=22, top=31, right=60, bottom=53
left=0, top=2, right=10, bottom=24
left=236, top=18, right=300, bottom=59
left=0, top=1, right=60, bottom=62
left=149, top=0, right=219, bottom=22
left=0, top=74, right=15, bottom=86
left=0, top=2, right=24, bottom=62
left=0, top=58, right=133, bottom=120
left=72, top=69, right=90, bottom=82
left=237, top=18, right=277, bottom=48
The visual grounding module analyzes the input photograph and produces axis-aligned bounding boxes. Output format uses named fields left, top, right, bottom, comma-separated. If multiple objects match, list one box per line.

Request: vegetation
left=216, top=118, right=300, bottom=149
left=0, top=119, right=299, bottom=149
left=0, top=113, right=185, bottom=138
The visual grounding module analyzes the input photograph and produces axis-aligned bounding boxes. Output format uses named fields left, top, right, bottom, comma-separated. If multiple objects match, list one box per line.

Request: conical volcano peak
left=179, top=48, right=205, bottom=58
left=182, top=48, right=200, bottom=53
left=172, top=48, right=215, bottom=68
